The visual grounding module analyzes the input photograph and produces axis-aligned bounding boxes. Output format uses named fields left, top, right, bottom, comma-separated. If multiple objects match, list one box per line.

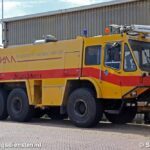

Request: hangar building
left=1, top=0, right=150, bottom=47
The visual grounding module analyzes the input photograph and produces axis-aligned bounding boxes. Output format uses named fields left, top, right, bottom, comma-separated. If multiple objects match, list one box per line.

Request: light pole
left=2, top=0, right=3, bottom=20
left=1, top=0, right=5, bottom=47
left=1, top=0, right=4, bottom=47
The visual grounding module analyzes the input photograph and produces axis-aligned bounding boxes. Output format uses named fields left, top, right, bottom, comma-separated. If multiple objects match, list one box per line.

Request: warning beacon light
left=105, top=27, right=110, bottom=35
left=83, top=28, right=88, bottom=37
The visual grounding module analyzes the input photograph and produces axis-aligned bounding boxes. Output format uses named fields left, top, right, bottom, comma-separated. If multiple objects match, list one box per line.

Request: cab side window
left=85, top=46, right=101, bottom=65
left=124, top=44, right=137, bottom=71
left=104, top=42, right=121, bottom=70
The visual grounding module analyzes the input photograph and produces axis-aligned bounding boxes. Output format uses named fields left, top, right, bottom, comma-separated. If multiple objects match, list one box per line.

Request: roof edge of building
left=1, top=0, right=138, bottom=22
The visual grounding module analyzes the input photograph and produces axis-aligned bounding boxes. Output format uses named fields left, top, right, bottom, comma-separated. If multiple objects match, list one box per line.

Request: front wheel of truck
left=67, top=88, right=103, bottom=128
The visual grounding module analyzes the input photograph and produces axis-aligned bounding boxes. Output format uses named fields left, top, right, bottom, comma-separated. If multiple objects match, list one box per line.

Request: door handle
left=117, top=71, right=121, bottom=74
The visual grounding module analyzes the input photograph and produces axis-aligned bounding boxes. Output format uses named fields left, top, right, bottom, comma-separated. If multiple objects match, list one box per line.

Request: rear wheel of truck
left=47, top=107, right=68, bottom=120
left=0, top=90, right=8, bottom=120
left=105, top=106, right=137, bottom=124
left=67, top=88, right=103, bottom=128
left=7, top=88, right=33, bottom=122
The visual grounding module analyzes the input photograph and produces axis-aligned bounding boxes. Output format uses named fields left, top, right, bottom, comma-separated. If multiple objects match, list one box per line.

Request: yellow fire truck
left=0, top=25, right=149, bottom=127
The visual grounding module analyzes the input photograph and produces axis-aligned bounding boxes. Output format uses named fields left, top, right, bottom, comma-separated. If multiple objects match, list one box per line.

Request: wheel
left=0, top=90, right=8, bottom=120
left=67, top=88, right=103, bottom=128
left=7, top=88, right=33, bottom=122
left=33, top=108, right=45, bottom=118
left=105, top=106, right=137, bottom=124
left=47, top=107, right=68, bottom=120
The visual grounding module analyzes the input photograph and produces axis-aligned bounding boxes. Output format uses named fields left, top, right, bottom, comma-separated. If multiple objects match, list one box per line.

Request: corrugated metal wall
left=5, top=0, right=150, bottom=46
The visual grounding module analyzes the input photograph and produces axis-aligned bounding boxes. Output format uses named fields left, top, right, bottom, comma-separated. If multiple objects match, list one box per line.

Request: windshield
left=129, top=40, right=150, bottom=72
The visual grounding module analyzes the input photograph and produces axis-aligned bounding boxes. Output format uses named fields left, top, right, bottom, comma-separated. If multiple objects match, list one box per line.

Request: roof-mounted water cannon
left=109, top=24, right=131, bottom=34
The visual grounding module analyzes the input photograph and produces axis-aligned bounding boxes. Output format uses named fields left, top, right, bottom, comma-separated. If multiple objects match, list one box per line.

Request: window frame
left=104, top=42, right=122, bottom=71
left=129, top=39, right=150, bottom=72
left=123, top=43, right=137, bottom=72
left=85, top=45, right=102, bottom=66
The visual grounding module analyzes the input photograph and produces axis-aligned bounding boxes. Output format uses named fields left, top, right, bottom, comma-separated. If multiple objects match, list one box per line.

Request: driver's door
left=101, top=42, right=122, bottom=99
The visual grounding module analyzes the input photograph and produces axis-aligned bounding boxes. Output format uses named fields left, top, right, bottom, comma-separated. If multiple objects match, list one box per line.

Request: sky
left=0, top=0, right=113, bottom=45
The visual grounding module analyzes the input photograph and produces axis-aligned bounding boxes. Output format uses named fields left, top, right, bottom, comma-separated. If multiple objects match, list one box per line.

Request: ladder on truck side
left=109, top=24, right=150, bottom=35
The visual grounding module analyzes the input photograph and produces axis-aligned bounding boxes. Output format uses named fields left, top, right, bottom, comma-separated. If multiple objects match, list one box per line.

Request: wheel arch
left=62, top=78, right=102, bottom=106
left=0, top=80, right=32, bottom=105
left=80, top=78, right=102, bottom=98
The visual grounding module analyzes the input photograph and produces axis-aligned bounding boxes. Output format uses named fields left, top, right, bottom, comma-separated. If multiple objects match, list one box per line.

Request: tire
left=0, top=90, right=8, bottom=120
left=67, top=88, right=103, bottom=128
left=105, top=106, right=137, bottom=124
left=47, top=107, right=68, bottom=120
left=33, top=108, right=45, bottom=118
left=7, top=88, right=33, bottom=122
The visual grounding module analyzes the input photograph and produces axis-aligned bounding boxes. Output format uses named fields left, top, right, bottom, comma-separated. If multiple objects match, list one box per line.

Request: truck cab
left=80, top=25, right=150, bottom=125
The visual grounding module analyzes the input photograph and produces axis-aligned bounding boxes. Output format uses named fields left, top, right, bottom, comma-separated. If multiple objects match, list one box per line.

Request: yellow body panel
left=42, top=79, right=66, bottom=106
left=1, top=37, right=83, bottom=72
left=0, top=37, right=83, bottom=106
left=101, top=81, right=122, bottom=99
